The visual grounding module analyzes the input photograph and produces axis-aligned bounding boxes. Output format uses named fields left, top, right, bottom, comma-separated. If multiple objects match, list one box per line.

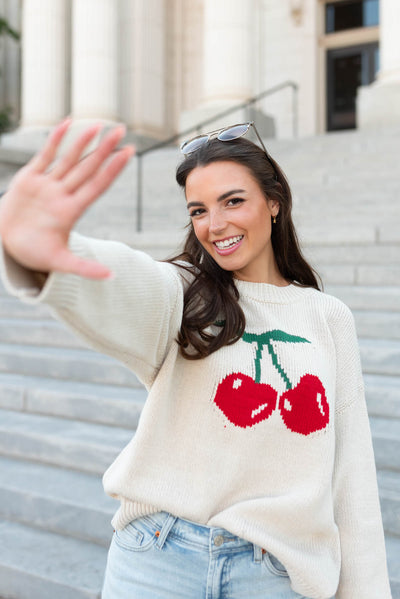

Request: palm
left=0, top=120, right=134, bottom=278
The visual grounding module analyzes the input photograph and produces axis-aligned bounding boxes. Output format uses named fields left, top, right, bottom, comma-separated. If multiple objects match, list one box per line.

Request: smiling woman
left=170, top=135, right=321, bottom=360
left=0, top=120, right=392, bottom=599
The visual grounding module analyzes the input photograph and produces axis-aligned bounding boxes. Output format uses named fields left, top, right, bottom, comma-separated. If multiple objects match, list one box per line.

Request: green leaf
left=0, top=18, right=20, bottom=41
left=242, top=329, right=310, bottom=346
left=267, top=329, right=310, bottom=344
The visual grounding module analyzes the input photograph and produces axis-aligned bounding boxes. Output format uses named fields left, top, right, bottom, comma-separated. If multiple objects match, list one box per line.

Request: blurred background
left=0, top=1, right=399, bottom=598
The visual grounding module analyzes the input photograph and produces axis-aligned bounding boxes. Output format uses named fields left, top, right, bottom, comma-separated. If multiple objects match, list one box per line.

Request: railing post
left=293, top=84, right=298, bottom=138
left=136, top=153, right=143, bottom=232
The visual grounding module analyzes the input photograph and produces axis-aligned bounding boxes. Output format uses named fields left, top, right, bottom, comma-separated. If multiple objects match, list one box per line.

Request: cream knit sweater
left=0, top=233, right=392, bottom=599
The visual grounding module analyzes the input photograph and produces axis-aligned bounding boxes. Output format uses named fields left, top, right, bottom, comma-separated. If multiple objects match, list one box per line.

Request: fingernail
left=116, top=124, right=127, bottom=136
left=89, top=123, right=102, bottom=134
left=105, top=271, right=115, bottom=280
left=124, top=145, right=135, bottom=155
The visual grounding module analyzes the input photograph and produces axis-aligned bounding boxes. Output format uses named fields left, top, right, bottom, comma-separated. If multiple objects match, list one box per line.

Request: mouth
left=213, top=235, right=244, bottom=255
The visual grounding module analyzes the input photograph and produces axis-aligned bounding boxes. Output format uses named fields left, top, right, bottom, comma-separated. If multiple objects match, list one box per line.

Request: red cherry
left=279, top=374, right=329, bottom=435
left=213, top=373, right=278, bottom=428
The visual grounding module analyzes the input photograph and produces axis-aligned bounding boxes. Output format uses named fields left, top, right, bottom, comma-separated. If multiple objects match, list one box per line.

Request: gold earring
left=273, top=215, right=277, bottom=224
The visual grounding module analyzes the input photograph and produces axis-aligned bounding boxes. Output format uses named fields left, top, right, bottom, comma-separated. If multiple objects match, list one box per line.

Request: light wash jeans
left=102, top=511, right=332, bottom=599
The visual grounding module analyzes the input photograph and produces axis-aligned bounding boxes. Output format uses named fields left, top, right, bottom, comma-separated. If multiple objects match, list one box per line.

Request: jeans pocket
left=263, top=551, right=290, bottom=577
left=114, top=516, right=159, bottom=552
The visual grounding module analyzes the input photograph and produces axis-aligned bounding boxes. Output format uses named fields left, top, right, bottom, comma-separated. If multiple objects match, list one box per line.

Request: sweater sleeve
left=0, top=232, right=184, bottom=388
left=330, top=303, right=392, bottom=598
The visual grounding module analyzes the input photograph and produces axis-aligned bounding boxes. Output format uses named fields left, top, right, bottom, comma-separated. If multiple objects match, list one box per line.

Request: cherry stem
left=254, top=341, right=263, bottom=384
left=243, top=330, right=310, bottom=389
left=265, top=339, right=292, bottom=390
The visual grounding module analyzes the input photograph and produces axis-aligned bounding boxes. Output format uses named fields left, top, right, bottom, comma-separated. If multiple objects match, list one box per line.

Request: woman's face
left=185, top=161, right=280, bottom=283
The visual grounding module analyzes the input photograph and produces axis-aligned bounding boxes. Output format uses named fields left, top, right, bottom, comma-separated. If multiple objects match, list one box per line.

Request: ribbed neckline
left=234, top=279, right=315, bottom=304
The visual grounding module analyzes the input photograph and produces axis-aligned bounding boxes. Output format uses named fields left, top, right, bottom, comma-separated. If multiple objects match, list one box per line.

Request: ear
left=267, top=197, right=280, bottom=215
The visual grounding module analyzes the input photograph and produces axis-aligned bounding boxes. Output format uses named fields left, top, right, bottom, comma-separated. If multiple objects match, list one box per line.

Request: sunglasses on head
left=180, top=121, right=278, bottom=180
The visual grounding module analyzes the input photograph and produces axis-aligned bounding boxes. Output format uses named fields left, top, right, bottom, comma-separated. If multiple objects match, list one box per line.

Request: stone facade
left=0, top=0, right=398, bottom=150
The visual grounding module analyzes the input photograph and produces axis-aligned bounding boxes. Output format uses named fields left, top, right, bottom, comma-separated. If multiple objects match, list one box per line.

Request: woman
left=0, top=119, right=392, bottom=599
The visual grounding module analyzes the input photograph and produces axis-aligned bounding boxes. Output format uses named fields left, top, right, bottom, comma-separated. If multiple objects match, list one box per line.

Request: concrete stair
left=0, top=521, right=108, bottom=599
left=0, top=125, right=399, bottom=598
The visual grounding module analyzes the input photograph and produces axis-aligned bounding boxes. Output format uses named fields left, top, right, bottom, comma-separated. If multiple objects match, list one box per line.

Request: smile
left=214, top=235, right=244, bottom=249
left=213, top=235, right=244, bottom=255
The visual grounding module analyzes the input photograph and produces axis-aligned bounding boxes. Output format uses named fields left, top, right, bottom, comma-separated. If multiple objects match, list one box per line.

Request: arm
left=330, top=304, right=392, bottom=598
left=0, top=232, right=184, bottom=388
left=0, top=121, right=183, bottom=387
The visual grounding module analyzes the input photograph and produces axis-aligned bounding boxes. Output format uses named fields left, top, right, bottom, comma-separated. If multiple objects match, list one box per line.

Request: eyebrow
left=186, top=189, right=246, bottom=210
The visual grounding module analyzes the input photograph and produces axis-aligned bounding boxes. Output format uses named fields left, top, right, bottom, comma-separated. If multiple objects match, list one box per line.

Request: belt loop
left=155, top=513, right=177, bottom=550
left=253, top=544, right=263, bottom=564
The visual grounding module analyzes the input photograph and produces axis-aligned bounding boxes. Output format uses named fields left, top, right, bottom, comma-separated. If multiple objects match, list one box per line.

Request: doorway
left=326, top=42, right=379, bottom=130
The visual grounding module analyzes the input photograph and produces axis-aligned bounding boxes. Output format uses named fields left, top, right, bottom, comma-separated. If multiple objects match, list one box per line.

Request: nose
left=208, top=209, right=226, bottom=234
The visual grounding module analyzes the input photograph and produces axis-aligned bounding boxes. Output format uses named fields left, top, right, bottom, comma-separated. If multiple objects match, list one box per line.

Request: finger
left=29, top=118, right=72, bottom=173
left=51, top=123, right=103, bottom=180
left=63, top=126, right=127, bottom=193
left=69, top=146, right=135, bottom=221
left=53, top=247, right=114, bottom=279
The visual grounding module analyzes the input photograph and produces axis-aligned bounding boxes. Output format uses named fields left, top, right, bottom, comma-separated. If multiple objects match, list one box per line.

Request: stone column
left=357, top=0, right=400, bottom=127
left=71, top=0, right=118, bottom=121
left=180, top=0, right=273, bottom=137
left=119, top=0, right=166, bottom=146
left=21, top=0, right=68, bottom=127
left=202, top=0, right=253, bottom=105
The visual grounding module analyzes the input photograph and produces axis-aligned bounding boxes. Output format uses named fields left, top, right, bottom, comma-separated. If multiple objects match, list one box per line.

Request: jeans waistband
left=142, top=511, right=264, bottom=563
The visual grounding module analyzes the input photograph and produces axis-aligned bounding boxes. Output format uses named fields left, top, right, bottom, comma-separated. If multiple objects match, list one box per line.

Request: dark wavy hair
left=169, top=136, right=321, bottom=360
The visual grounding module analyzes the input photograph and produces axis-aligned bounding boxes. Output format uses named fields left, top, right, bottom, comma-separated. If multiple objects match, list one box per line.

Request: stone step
left=316, top=264, right=400, bottom=287
left=306, top=245, right=400, bottom=267
left=296, top=224, right=377, bottom=246
left=364, top=374, right=400, bottom=419
left=385, top=534, right=400, bottom=599
left=325, top=285, right=400, bottom=311
left=359, top=338, right=400, bottom=376
left=0, top=520, right=107, bottom=599
left=370, top=416, right=400, bottom=472
left=0, top=409, right=133, bottom=475
left=0, top=372, right=146, bottom=428
left=0, top=318, right=85, bottom=349
left=354, top=311, right=400, bottom=340
left=0, top=343, right=141, bottom=387
left=0, top=456, right=114, bottom=546
left=0, top=295, right=52, bottom=317
left=378, top=469, right=400, bottom=539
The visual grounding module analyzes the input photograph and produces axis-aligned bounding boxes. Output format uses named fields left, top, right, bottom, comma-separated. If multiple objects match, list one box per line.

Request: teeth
left=215, top=236, right=243, bottom=249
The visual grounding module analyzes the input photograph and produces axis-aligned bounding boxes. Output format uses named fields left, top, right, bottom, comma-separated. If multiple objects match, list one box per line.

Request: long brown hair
left=169, top=136, right=321, bottom=360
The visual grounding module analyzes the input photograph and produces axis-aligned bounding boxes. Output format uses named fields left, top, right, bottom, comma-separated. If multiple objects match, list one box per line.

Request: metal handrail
left=135, top=80, right=298, bottom=231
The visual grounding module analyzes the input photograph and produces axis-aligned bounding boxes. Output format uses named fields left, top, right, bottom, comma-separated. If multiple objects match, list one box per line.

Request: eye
left=227, top=197, right=244, bottom=206
left=189, top=207, right=206, bottom=218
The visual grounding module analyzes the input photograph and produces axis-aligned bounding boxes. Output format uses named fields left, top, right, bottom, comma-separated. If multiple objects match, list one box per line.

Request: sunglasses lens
left=181, top=135, right=209, bottom=154
left=218, top=124, right=249, bottom=141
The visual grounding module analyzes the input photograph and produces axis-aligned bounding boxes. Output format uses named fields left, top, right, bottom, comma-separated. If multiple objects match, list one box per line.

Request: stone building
left=0, top=0, right=399, bottom=150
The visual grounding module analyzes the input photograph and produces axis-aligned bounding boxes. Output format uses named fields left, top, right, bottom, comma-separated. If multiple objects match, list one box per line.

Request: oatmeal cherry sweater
left=0, top=233, right=392, bottom=599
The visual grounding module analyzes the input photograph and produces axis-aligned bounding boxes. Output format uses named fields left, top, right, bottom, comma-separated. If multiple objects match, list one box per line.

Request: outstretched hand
left=0, top=119, right=135, bottom=279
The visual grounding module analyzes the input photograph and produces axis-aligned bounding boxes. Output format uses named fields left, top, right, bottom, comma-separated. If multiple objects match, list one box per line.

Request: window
left=326, top=0, right=379, bottom=33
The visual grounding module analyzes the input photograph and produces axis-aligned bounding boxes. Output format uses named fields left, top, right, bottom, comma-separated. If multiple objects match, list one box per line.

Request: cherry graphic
left=212, top=329, right=330, bottom=435
left=279, top=374, right=329, bottom=436
left=214, top=373, right=277, bottom=428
